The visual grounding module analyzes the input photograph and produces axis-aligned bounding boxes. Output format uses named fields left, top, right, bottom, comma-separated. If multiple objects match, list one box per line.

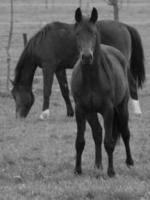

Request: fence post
left=6, top=0, right=14, bottom=92
left=23, top=33, right=27, bottom=47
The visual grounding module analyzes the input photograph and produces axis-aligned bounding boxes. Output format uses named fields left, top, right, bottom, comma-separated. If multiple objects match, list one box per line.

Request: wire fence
left=0, top=0, right=150, bottom=88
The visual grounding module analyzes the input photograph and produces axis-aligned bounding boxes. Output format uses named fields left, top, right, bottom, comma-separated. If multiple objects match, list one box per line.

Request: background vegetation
left=0, top=0, right=150, bottom=199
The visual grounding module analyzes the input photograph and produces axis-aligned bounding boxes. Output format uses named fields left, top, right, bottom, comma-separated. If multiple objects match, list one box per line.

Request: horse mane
left=31, top=22, right=70, bottom=46
left=13, top=23, right=53, bottom=86
left=13, top=44, right=31, bottom=86
left=13, top=22, right=71, bottom=86
left=31, top=24, right=53, bottom=45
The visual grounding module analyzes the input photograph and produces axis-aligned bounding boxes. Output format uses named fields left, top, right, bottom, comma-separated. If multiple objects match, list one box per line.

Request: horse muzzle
left=16, top=108, right=29, bottom=119
left=81, top=54, right=93, bottom=65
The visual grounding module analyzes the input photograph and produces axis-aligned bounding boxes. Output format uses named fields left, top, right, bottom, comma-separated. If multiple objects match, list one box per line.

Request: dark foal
left=71, top=7, right=134, bottom=177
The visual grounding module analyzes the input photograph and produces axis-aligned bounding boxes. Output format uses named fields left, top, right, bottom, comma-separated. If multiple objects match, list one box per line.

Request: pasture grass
left=0, top=77, right=150, bottom=199
left=0, top=0, right=150, bottom=199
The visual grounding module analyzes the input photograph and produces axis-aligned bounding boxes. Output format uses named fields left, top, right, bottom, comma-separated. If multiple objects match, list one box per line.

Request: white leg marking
left=39, top=109, right=50, bottom=120
left=131, top=99, right=142, bottom=115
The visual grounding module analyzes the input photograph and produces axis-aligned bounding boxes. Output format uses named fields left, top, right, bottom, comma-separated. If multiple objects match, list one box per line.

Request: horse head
left=74, top=7, right=98, bottom=66
left=11, top=84, right=34, bottom=118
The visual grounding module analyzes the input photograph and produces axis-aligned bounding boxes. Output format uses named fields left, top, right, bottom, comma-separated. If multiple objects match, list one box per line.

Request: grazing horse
left=71, top=7, right=134, bottom=177
left=11, top=17, right=145, bottom=119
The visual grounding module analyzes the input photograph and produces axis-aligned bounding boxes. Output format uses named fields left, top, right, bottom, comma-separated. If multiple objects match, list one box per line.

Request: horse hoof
left=126, top=158, right=134, bottom=167
left=39, top=109, right=50, bottom=120
left=67, top=109, right=74, bottom=117
left=107, top=169, right=115, bottom=177
left=74, top=168, right=82, bottom=175
left=94, top=164, right=103, bottom=171
left=94, top=165, right=103, bottom=178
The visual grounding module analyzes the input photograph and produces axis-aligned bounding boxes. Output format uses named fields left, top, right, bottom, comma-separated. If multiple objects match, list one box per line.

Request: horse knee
left=75, top=136, right=85, bottom=153
left=62, top=84, right=70, bottom=97
left=104, top=138, right=115, bottom=153
left=122, top=129, right=130, bottom=141
left=92, top=123, right=102, bottom=140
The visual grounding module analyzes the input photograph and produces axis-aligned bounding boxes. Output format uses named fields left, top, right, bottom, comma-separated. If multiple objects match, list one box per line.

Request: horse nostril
left=82, top=54, right=93, bottom=62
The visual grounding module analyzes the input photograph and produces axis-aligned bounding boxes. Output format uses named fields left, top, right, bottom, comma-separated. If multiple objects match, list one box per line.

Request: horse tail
left=112, top=109, right=121, bottom=143
left=125, top=24, right=145, bottom=88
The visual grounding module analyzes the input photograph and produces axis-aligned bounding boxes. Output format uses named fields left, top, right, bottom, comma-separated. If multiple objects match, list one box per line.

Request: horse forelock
left=75, top=17, right=97, bottom=32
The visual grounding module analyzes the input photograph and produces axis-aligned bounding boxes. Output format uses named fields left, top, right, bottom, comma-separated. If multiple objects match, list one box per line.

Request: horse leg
left=74, top=106, right=86, bottom=175
left=112, top=110, right=120, bottom=146
left=40, top=63, right=55, bottom=120
left=128, top=70, right=142, bottom=115
left=86, top=113, right=103, bottom=170
left=103, top=107, right=116, bottom=177
left=55, top=69, right=74, bottom=117
left=118, top=100, right=134, bottom=167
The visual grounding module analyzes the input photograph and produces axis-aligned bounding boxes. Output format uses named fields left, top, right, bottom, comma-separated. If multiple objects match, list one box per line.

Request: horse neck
left=93, top=35, right=101, bottom=68
left=14, top=56, right=37, bottom=89
left=81, top=37, right=101, bottom=86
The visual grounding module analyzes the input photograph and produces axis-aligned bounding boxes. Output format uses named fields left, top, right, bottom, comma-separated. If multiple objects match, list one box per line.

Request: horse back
left=101, top=44, right=129, bottom=105
left=28, top=22, right=77, bottom=68
left=97, top=20, right=131, bottom=60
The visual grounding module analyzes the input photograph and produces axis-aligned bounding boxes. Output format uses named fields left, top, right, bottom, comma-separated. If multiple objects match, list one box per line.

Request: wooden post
left=79, top=0, right=82, bottom=7
left=23, top=33, right=27, bottom=47
left=107, top=0, right=119, bottom=21
left=113, top=0, right=119, bottom=21
left=6, top=0, right=14, bottom=92
left=45, top=0, right=48, bottom=9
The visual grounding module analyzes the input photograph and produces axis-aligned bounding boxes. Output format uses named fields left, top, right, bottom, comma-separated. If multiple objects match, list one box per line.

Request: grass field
left=0, top=0, right=150, bottom=199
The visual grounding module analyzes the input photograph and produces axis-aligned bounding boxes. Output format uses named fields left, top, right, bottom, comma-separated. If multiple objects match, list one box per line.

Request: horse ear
left=90, top=7, right=98, bottom=23
left=75, top=7, right=82, bottom=23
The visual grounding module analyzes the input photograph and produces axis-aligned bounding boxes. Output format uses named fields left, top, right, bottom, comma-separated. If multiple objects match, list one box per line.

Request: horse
left=71, top=7, right=134, bottom=177
left=11, top=16, right=145, bottom=119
